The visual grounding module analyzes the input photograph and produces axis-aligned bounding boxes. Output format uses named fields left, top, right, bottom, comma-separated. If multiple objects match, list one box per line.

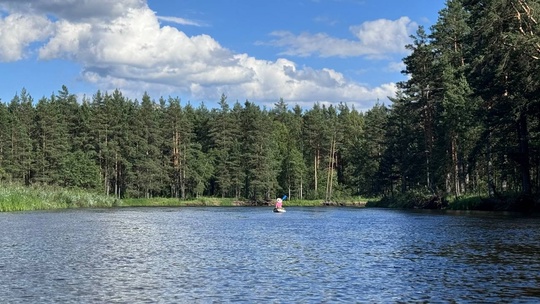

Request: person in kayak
left=275, top=198, right=283, bottom=209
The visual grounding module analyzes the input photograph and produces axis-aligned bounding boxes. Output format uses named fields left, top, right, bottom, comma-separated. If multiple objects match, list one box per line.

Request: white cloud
left=265, top=31, right=365, bottom=58
left=0, top=0, right=398, bottom=109
left=350, top=16, right=417, bottom=57
left=265, top=16, right=417, bottom=59
left=0, top=13, right=53, bottom=62
left=212, top=55, right=397, bottom=111
left=157, top=16, right=204, bottom=27
left=0, top=0, right=146, bottom=21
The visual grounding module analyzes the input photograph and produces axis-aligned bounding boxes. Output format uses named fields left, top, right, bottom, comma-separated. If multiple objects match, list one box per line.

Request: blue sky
left=0, top=0, right=446, bottom=111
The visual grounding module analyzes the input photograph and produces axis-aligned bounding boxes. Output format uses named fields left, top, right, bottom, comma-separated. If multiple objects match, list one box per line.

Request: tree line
left=1, top=0, right=539, bottom=204
left=0, top=87, right=375, bottom=201
left=388, top=0, right=539, bottom=205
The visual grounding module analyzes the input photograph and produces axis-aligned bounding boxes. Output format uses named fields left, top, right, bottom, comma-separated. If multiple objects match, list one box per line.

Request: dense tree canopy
left=0, top=1, right=539, bottom=205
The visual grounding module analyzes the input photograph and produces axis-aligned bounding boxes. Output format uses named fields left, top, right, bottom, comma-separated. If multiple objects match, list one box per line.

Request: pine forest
left=1, top=0, right=539, bottom=208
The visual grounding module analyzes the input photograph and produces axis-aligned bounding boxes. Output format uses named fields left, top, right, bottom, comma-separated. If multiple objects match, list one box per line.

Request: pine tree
left=89, top=90, right=112, bottom=195
left=230, top=102, right=247, bottom=198
left=320, top=104, right=339, bottom=201
left=209, top=94, right=240, bottom=197
left=430, top=0, right=478, bottom=197
left=353, top=103, right=388, bottom=195
left=287, top=105, right=307, bottom=200
left=391, top=27, right=441, bottom=192
left=302, top=103, right=327, bottom=198
left=164, top=97, right=184, bottom=198
left=175, top=103, right=197, bottom=199
left=91, top=89, right=133, bottom=198
left=272, top=99, right=306, bottom=200
left=464, top=0, right=540, bottom=196
left=335, top=103, right=365, bottom=197
left=33, top=92, right=72, bottom=185
left=129, top=93, right=164, bottom=198
left=0, top=101, right=10, bottom=181
left=381, top=93, right=425, bottom=194
left=240, top=101, right=278, bottom=200
left=6, top=89, right=35, bottom=185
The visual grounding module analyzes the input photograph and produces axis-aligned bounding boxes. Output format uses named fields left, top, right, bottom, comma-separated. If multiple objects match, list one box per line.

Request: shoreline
left=119, top=198, right=368, bottom=208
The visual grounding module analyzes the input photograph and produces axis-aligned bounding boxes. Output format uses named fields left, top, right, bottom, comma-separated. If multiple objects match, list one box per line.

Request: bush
left=366, top=190, right=448, bottom=209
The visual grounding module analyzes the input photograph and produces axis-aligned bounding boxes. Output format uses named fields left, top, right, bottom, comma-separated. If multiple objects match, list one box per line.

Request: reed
left=288, top=198, right=369, bottom=207
left=121, top=197, right=371, bottom=207
left=0, top=184, right=375, bottom=212
left=0, top=184, right=118, bottom=212
left=121, top=197, right=237, bottom=207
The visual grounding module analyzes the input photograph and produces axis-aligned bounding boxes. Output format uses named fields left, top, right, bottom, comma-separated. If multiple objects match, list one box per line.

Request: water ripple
left=0, top=208, right=539, bottom=302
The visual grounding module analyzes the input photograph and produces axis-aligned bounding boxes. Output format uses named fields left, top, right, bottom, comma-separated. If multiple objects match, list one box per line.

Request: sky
left=0, top=0, right=446, bottom=111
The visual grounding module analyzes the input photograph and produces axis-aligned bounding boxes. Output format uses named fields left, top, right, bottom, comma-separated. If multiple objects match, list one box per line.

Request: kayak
left=273, top=207, right=286, bottom=213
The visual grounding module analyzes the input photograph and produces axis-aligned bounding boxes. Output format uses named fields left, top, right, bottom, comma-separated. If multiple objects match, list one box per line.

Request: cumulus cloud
left=0, top=0, right=146, bottom=21
left=265, top=16, right=417, bottom=58
left=0, top=0, right=398, bottom=109
left=0, top=13, right=53, bottom=61
left=350, top=17, right=416, bottom=57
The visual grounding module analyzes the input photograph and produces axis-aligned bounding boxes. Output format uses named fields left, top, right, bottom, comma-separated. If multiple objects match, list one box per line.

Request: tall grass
left=121, top=197, right=238, bottom=207
left=121, top=196, right=371, bottom=207
left=0, top=184, right=118, bottom=212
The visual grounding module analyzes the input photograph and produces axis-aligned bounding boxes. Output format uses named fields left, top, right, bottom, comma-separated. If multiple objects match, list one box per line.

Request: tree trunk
left=180, top=144, right=186, bottom=199
left=517, top=112, right=532, bottom=195
left=300, top=176, right=303, bottom=200
left=173, top=130, right=180, bottom=198
left=487, top=130, right=495, bottom=197
left=452, top=134, right=461, bottom=197
left=314, top=152, right=318, bottom=194
left=288, top=186, right=291, bottom=201
left=326, top=136, right=336, bottom=201
left=115, top=151, right=119, bottom=199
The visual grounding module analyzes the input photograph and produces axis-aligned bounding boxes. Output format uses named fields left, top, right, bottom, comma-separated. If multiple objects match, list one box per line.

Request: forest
left=0, top=0, right=539, bottom=209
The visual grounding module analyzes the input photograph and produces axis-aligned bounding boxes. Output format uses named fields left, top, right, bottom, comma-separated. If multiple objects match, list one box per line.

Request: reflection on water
left=0, top=208, right=539, bottom=303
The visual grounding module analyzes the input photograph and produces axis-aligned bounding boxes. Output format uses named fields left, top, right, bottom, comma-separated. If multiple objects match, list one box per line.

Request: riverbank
left=120, top=197, right=369, bottom=208
left=0, top=184, right=369, bottom=211
left=2, top=184, right=537, bottom=212
left=366, top=192, right=540, bottom=213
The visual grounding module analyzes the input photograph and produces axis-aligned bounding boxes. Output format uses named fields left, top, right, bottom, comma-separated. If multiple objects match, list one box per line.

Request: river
left=1, top=207, right=539, bottom=303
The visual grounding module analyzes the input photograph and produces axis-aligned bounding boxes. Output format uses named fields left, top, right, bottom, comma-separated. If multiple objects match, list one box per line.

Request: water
left=1, top=207, right=539, bottom=303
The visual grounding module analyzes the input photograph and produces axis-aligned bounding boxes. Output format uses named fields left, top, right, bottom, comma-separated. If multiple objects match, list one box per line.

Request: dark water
left=1, top=207, right=540, bottom=303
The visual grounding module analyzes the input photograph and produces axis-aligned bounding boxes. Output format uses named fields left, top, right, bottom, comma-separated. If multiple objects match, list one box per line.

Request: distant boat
left=273, top=207, right=286, bottom=213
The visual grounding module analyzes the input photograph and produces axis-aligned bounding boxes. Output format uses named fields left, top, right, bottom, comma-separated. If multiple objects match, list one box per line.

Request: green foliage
left=61, top=151, right=100, bottom=189
left=366, top=191, right=448, bottom=209
left=240, top=101, right=278, bottom=200
left=208, top=94, right=246, bottom=198
left=463, top=0, right=539, bottom=196
left=3, top=0, right=540, bottom=212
